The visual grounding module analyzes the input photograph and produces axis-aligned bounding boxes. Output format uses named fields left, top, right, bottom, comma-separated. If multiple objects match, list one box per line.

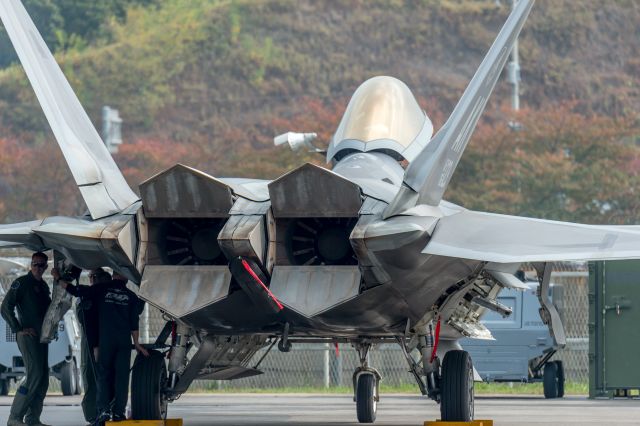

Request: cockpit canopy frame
left=326, top=76, right=433, bottom=163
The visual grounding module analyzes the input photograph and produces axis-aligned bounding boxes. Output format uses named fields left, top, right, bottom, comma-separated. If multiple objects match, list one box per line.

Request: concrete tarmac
left=1, top=394, right=638, bottom=425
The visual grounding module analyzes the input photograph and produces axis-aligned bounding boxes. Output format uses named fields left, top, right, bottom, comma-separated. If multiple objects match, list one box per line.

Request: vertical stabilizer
left=384, top=0, right=534, bottom=218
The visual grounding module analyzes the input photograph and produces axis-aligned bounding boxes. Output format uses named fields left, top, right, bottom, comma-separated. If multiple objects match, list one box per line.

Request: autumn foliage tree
left=116, top=137, right=206, bottom=192
left=0, top=135, right=83, bottom=221
left=1, top=102, right=639, bottom=227
left=448, top=103, right=640, bottom=224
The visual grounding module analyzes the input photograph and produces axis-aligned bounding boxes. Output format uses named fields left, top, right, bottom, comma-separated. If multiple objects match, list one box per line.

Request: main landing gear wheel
left=74, top=362, right=82, bottom=395
left=0, top=367, right=7, bottom=396
left=356, top=373, right=378, bottom=423
left=543, top=360, right=565, bottom=399
left=60, top=360, right=77, bottom=396
left=554, top=360, right=565, bottom=398
left=440, top=350, right=474, bottom=422
left=131, top=350, right=168, bottom=420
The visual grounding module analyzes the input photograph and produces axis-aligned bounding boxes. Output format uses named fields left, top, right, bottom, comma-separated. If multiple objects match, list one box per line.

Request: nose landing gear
left=352, top=342, right=381, bottom=424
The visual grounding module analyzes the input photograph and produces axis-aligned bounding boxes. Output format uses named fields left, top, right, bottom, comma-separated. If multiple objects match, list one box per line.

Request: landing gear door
left=533, top=263, right=566, bottom=348
left=40, top=251, right=75, bottom=343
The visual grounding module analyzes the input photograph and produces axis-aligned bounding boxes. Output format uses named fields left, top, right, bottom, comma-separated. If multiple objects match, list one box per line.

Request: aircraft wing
left=0, top=241, right=25, bottom=249
left=0, top=0, right=139, bottom=220
left=0, top=220, right=46, bottom=251
left=424, top=210, right=640, bottom=263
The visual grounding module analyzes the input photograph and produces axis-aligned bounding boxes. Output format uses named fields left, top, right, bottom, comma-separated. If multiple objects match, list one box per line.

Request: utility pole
left=507, top=25, right=520, bottom=111
left=102, top=106, right=123, bottom=153
left=507, top=0, right=522, bottom=130
left=496, top=0, right=521, bottom=113
left=504, top=0, right=523, bottom=209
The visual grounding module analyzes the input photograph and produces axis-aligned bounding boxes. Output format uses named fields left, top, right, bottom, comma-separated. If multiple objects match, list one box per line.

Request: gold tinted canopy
left=333, top=76, right=426, bottom=148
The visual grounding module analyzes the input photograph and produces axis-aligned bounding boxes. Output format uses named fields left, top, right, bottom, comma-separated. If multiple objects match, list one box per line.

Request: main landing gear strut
left=399, top=319, right=476, bottom=423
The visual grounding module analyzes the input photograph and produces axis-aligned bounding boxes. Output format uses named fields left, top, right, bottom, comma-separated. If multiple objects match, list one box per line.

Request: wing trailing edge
left=0, top=0, right=139, bottom=220
left=384, top=0, right=534, bottom=218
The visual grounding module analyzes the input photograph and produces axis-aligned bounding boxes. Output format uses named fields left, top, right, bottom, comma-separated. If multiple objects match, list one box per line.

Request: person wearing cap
left=0, top=252, right=52, bottom=426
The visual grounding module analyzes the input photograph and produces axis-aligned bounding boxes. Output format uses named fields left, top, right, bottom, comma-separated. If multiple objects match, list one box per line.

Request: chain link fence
left=0, top=259, right=589, bottom=392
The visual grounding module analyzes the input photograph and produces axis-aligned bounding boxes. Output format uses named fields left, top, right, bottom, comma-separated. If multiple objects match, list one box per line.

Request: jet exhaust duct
left=139, top=164, right=234, bottom=267
left=284, top=217, right=358, bottom=266
left=153, top=218, right=227, bottom=266
left=138, top=164, right=240, bottom=324
left=138, top=164, right=278, bottom=330
left=268, top=163, right=363, bottom=267
left=263, top=163, right=373, bottom=323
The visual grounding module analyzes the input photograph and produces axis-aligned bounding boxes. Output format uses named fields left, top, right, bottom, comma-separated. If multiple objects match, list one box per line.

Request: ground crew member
left=0, top=252, right=52, bottom=426
left=58, top=271, right=148, bottom=423
left=76, top=268, right=111, bottom=425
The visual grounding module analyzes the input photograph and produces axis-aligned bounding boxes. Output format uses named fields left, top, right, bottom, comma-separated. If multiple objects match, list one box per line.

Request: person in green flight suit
left=0, top=252, right=52, bottom=426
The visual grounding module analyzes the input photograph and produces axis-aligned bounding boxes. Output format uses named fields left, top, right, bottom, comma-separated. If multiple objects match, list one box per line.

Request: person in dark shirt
left=0, top=252, right=52, bottom=426
left=57, top=270, right=148, bottom=423
left=75, top=268, right=111, bottom=425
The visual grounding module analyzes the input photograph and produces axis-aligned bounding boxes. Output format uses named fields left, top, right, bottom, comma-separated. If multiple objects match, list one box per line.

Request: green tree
left=55, top=0, right=157, bottom=47
left=0, top=0, right=62, bottom=67
left=0, top=0, right=157, bottom=68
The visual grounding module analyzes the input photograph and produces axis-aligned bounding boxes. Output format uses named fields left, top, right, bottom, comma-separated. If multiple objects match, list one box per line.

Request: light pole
left=102, top=105, right=123, bottom=153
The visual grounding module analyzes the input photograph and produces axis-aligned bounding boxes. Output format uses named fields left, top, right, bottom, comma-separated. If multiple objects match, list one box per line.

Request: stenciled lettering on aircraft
left=438, top=159, right=455, bottom=188
left=438, top=95, right=486, bottom=189
left=486, top=46, right=508, bottom=89
left=452, top=96, right=485, bottom=154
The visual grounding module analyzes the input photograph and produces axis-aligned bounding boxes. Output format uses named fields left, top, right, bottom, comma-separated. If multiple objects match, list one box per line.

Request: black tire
left=543, top=362, right=559, bottom=399
left=440, top=350, right=474, bottom=422
left=73, top=363, right=82, bottom=395
left=60, top=360, right=77, bottom=396
left=554, top=360, right=565, bottom=398
left=0, top=379, right=8, bottom=396
left=131, top=350, right=168, bottom=420
left=356, top=373, right=377, bottom=423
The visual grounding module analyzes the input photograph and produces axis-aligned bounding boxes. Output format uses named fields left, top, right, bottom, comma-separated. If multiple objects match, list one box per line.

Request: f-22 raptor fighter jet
left=1, top=0, right=638, bottom=422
